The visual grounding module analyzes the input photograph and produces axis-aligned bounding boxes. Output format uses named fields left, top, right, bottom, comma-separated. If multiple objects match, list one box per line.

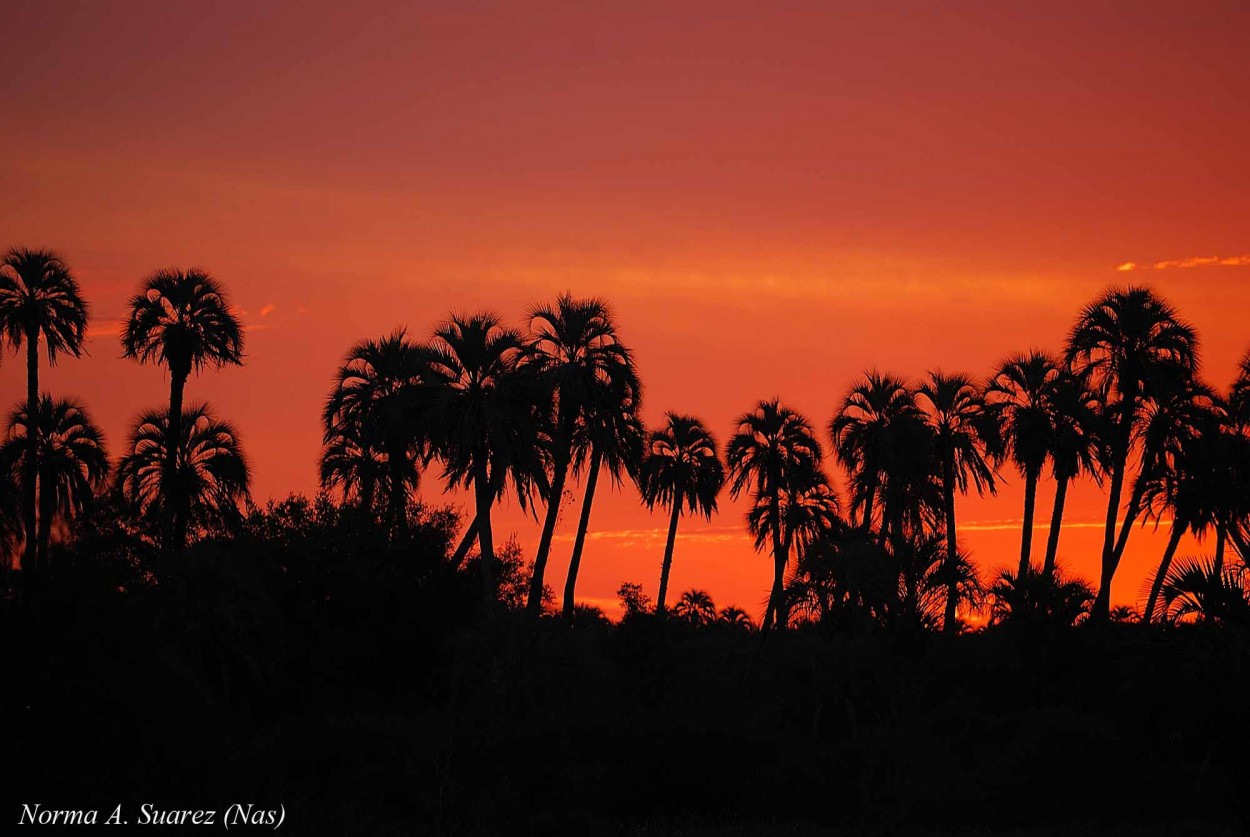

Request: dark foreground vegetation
left=4, top=498, right=1249, bottom=836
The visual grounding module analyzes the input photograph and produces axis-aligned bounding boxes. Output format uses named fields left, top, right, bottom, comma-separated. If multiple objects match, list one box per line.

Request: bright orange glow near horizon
left=3, top=1, right=1248, bottom=618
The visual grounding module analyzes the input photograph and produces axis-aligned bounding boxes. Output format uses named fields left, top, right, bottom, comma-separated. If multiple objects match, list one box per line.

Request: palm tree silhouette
left=831, top=372, right=917, bottom=534
left=728, top=399, right=823, bottom=631
left=121, top=269, right=243, bottom=556
left=0, top=395, right=108, bottom=565
left=915, top=371, right=998, bottom=632
left=0, top=248, right=89, bottom=573
left=1066, top=286, right=1198, bottom=621
left=1041, top=367, right=1104, bottom=577
left=322, top=331, right=432, bottom=537
left=318, top=419, right=386, bottom=516
left=717, top=605, right=755, bottom=630
left=673, top=588, right=717, bottom=626
left=426, top=312, right=526, bottom=602
left=524, top=295, right=637, bottom=616
left=639, top=413, right=725, bottom=614
left=987, top=351, right=1060, bottom=578
left=561, top=373, right=643, bottom=620
left=116, top=404, right=250, bottom=547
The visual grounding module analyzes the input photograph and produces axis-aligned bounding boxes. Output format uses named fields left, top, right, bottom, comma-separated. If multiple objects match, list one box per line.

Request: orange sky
left=3, top=0, right=1248, bottom=618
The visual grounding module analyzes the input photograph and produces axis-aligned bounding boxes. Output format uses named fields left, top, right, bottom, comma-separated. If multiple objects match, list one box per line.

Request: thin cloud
left=1115, top=254, right=1250, bottom=271
left=259, top=303, right=277, bottom=317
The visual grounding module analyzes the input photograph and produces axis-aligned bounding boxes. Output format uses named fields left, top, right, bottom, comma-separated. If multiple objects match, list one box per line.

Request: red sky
left=3, top=0, right=1248, bottom=617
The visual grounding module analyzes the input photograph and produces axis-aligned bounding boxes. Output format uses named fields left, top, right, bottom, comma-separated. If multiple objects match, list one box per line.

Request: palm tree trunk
left=655, top=500, right=682, bottom=614
left=473, top=456, right=496, bottom=604
left=761, top=478, right=790, bottom=632
left=450, top=514, right=476, bottom=567
left=451, top=469, right=505, bottom=568
left=529, top=448, right=571, bottom=616
left=386, top=439, right=409, bottom=540
left=562, top=449, right=602, bottom=621
left=1213, top=523, right=1227, bottom=576
left=1109, top=475, right=1148, bottom=567
left=164, top=370, right=188, bottom=557
left=1042, top=474, right=1070, bottom=578
left=1143, top=521, right=1184, bottom=624
left=942, top=455, right=959, bottom=634
left=1017, top=470, right=1039, bottom=578
left=23, top=333, right=38, bottom=575
left=1092, top=411, right=1134, bottom=622
left=36, top=464, right=54, bottom=570
left=860, top=470, right=877, bottom=534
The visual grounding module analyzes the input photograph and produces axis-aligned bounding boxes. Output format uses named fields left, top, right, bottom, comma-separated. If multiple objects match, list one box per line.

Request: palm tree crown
left=117, top=404, right=251, bottom=543
left=0, top=396, right=109, bottom=563
left=830, top=371, right=919, bottom=531
left=121, top=269, right=244, bottom=375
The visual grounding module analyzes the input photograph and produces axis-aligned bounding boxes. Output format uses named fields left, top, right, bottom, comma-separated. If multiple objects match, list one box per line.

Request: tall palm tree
left=1066, top=286, right=1198, bottom=621
left=0, top=248, right=89, bottom=572
left=523, top=295, right=635, bottom=616
left=561, top=374, right=643, bottom=620
left=0, top=396, right=108, bottom=564
left=639, top=413, right=725, bottom=614
left=987, top=351, right=1060, bottom=578
left=728, top=399, right=823, bottom=631
left=321, top=331, right=432, bottom=537
left=121, top=269, right=243, bottom=555
left=117, top=404, right=250, bottom=546
left=1041, top=368, right=1104, bottom=577
left=745, top=466, right=842, bottom=599
left=915, top=371, right=998, bottom=632
left=426, top=312, right=526, bottom=602
left=830, top=372, right=917, bottom=533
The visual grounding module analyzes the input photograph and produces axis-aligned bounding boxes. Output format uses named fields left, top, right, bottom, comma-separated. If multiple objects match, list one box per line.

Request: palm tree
left=717, top=605, right=755, bottom=630
left=121, top=269, right=243, bottom=555
left=987, top=351, right=1060, bottom=578
left=728, top=399, right=823, bottom=631
left=673, top=589, right=717, bottom=626
left=1065, top=286, right=1198, bottom=621
left=321, top=331, right=432, bottom=537
left=0, top=396, right=108, bottom=565
left=116, top=404, right=250, bottom=546
left=524, top=295, right=636, bottom=616
left=830, top=372, right=917, bottom=533
left=639, top=413, right=725, bottom=614
left=915, top=371, right=998, bottom=632
left=0, top=248, right=89, bottom=572
left=1041, top=368, right=1104, bottom=577
left=426, top=312, right=526, bottom=602
left=561, top=374, right=644, bottom=620
left=318, top=420, right=386, bottom=515
left=1141, top=403, right=1245, bottom=622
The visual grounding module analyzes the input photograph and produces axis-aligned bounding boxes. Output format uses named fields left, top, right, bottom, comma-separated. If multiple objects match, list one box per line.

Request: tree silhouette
left=915, top=371, right=998, bottom=632
left=561, top=372, right=643, bottom=620
left=116, top=404, right=250, bottom=547
left=831, top=372, right=917, bottom=534
left=987, top=351, right=1060, bottom=578
left=639, top=413, right=724, bottom=614
left=673, top=588, right=716, bottom=626
left=322, top=331, right=433, bottom=537
left=728, top=399, right=823, bottom=631
left=1066, top=286, right=1198, bottom=621
left=523, top=295, right=635, bottom=616
left=717, top=605, right=755, bottom=630
left=426, top=312, right=526, bottom=603
left=0, top=395, right=108, bottom=565
left=121, top=269, right=243, bottom=555
left=0, top=248, right=89, bottom=572
left=1040, top=368, right=1104, bottom=577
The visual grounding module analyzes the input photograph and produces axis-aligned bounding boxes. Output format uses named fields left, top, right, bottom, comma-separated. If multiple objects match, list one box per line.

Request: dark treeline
left=3, top=246, right=1250, bottom=835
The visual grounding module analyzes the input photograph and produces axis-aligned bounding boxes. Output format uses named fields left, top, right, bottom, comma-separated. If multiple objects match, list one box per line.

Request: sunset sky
left=3, top=0, right=1248, bottom=617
